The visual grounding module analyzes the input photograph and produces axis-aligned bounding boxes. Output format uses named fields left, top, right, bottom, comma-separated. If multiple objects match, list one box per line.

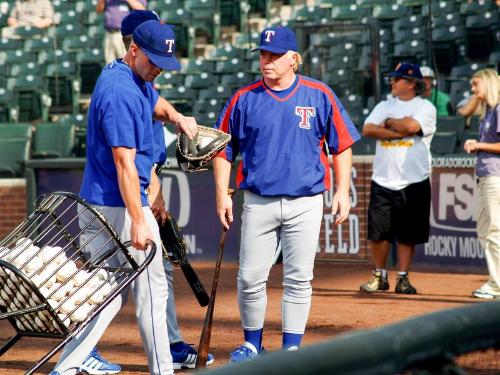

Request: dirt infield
left=1, top=262, right=499, bottom=374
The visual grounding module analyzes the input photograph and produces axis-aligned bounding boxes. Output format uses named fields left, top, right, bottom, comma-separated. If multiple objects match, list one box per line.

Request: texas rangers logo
left=165, top=39, right=175, bottom=53
left=295, top=106, right=316, bottom=129
left=264, top=30, right=275, bottom=42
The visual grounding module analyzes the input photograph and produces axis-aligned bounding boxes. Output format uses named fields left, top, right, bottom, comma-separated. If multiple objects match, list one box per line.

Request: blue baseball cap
left=252, top=26, right=298, bottom=54
left=121, top=10, right=160, bottom=36
left=388, top=62, right=423, bottom=80
left=133, top=20, right=181, bottom=71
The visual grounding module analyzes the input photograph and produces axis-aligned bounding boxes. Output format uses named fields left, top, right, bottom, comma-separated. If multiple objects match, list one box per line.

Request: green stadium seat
left=184, top=59, right=216, bottom=74
left=62, top=35, right=98, bottom=52
left=85, top=11, right=105, bottom=27
left=160, top=86, right=195, bottom=102
left=331, top=5, right=371, bottom=20
left=394, top=28, right=424, bottom=43
left=215, top=58, right=247, bottom=74
left=460, top=1, right=496, bottom=15
left=373, top=4, right=410, bottom=20
left=51, top=23, right=86, bottom=41
left=154, top=71, right=185, bottom=89
left=38, top=49, right=75, bottom=65
left=208, top=45, right=246, bottom=60
left=56, top=10, right=84, bottom=25
left=0, top=138, right=31, bottom=177
left=393, top=16, right=424, bottom=32
left=220, top=72, right=254, bottom=88
left=437, top=116, right=466, bottom=142
left=44, top=61, right=81, bottom=115
left=421, top=1, right=457, bottom=16
left=7, top=76, right=50, bottom=122
left=8, top=62, right=42, bottom=78
left=465, top=13, right=498, bottom=60
left=0, top=88, right=18, bottom=123
left=184, top=73, right=219, bottom=89
left=11, top=25, right=45, bottom=39
left=293, top=6, right=330, bottom=22
left=149, top=0, right=183, bottom=11
left=32, top=123, right=76, bottom=158
left=77, top=49, right=105, bottom=95
left=431, top=131, right=458, bottom=156
left=449, top=81, right=470, bottom=107
left=198, top=86, right=233, bottom=101
left=24, top=36, right=55, bottom=53
left=0, top=123, right=33, bottom=139
left=0, top=37, right=23, bottom=51
left=0, top=50, right=36, bottom=66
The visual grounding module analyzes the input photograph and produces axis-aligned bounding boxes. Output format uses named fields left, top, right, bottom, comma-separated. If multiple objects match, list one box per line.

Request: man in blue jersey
left=213, top=26, right=360, bottom=362
left=50, top=20, right=197, bottom=375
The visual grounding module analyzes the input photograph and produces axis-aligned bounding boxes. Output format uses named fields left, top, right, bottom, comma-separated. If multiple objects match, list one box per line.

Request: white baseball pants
left=237, top=191, right=323, bottom=334
left=477, top=176, right=500, bottom=294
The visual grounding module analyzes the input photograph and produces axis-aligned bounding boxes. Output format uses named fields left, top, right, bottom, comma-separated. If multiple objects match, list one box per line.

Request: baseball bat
left=159, top=216, right=209, bottom=307
left=196, top=189, right=234, bottom=368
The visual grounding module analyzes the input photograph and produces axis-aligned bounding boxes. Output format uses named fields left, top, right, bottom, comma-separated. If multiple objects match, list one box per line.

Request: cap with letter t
left=133, top=20, right=180, bottom=71
left=252, top=26, right=298, bottom=54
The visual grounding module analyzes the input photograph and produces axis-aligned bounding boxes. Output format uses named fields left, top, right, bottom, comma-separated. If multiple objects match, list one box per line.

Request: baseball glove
left=176, top=125, right=231, bottom=172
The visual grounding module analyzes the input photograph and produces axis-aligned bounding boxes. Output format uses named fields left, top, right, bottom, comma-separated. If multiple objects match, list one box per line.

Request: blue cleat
left=80, top=347, right=121, bottom=375
left=170, top=341, right=214, bottom=369
left=229, top=342, right=261, bottom=363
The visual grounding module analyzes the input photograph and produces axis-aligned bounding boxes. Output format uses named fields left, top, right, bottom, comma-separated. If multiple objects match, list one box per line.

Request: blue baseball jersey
left=215, top=75, right=360, bottom=197
left=153, top=119, right=167, bottom=166
left=80, top=60, right=159, bottom=207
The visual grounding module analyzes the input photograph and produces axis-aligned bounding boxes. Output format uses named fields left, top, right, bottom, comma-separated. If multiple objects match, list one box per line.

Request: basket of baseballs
left=0, top=237, right=120, bottom=335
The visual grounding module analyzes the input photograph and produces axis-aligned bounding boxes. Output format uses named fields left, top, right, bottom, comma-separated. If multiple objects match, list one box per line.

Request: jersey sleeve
left=364, top=101, right=387, bottom=126
left=413, top=100, right=436, bottom=137
left=214, top=92, right=241, bottom=162
left=326, top=90, right=361, bottom=154
left=100, top=87, right=143, bottom=149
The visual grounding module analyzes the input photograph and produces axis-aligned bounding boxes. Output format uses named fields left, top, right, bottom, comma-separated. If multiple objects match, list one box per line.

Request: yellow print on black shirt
left=380, top=139, right=414, bottom=148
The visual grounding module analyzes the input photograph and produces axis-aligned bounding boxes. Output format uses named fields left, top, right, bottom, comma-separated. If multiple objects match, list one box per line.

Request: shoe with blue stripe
left=80, top=347, right=121, bottom=375
left=230, top=342, right=261, bottom=363
left=171, top=341, right=214, bottom=369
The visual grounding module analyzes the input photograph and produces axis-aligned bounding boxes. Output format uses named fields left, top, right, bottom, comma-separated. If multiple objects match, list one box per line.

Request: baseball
left=54, top=247, right=67, bottom=266
left=53, top=313, right=70, bottom=330
left=34, top=316, right=46, bottom=330
left=88, top=288, right=104, bottom=305
left=15, top=318, right=26, bottom=330
left=15, top=237, right=32, bottom=248
left=69, top=287, right=90, bottom=305
left=73, top=270, right=90, bottom=287
left=11, top=253, right=29, bottom=269
left=40, top=245, right=57, bottom=263
left=100, top=282, right=112, bottom=298
left=46, top=298, right=59, bottom=311
left=96, top=269, right=108, bottom=281
left=37, top=310, right=49, bottom=323
left=39, top=286, right=51, bottom=299
left=56, top=261, right=78, bottom=282
left=38, top=269, right=57, bottom=289
left=70, top=302, right=92, bottom=323
left=19, top=283, right=31, bottom=300
left=51, top=281, right=74, bottom=301
left=59, top=298, right=76, bottom=314
left=30, top=274, right=42, bottom=288
left=23, top=255, right=43, bottom=275
left=6, top=277, right=15, bottom=290
left=0, top=291, right=7, bottom=307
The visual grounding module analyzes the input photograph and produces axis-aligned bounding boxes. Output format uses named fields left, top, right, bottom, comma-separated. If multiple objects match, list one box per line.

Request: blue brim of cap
left=144, top=49, right=181, bottom=71
left=388, top=71, right=404, bottom=77
left=252, top=45, right=289, bottom=54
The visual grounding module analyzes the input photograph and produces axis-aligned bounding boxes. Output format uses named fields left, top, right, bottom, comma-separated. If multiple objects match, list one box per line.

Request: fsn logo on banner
left=415, top=159, right=484, bottom=270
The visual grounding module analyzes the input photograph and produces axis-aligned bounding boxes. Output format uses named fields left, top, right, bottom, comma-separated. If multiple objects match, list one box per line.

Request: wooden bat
left=196, top=189, right=234, bottom=368
left=159, top=213, right=209, bottom=307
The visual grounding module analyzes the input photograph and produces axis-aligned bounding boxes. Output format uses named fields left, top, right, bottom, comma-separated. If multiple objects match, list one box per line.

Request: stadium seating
left=32, top=123, right=76, bottom=158
left=0, top=138, right=30, bottom=177
left=431, top=131, right=458, bottom=156
left=0, top=0, right=494, bottom=165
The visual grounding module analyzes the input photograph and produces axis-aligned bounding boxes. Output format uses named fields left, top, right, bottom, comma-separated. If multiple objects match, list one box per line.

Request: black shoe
left=360, top=270, right=389, bottom=293
left=395, top=274, right=417, bottom=294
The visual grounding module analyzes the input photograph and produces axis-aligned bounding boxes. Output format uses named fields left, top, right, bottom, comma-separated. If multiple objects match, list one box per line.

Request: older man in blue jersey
left=50, top=20, right=197, bottom=375
left=213, top=26, right=360, bottom=362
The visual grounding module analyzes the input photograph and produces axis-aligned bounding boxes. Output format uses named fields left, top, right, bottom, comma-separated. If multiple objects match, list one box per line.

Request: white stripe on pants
left=477, top=176, right=500, bottom=293
left=54, top=205, right=173, bottom=375
left=238, top=191, right=323, bottom=334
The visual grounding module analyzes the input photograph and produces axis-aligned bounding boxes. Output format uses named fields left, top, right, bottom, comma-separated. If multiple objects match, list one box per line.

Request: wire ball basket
left=0, top=192, right=156, bottom=374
